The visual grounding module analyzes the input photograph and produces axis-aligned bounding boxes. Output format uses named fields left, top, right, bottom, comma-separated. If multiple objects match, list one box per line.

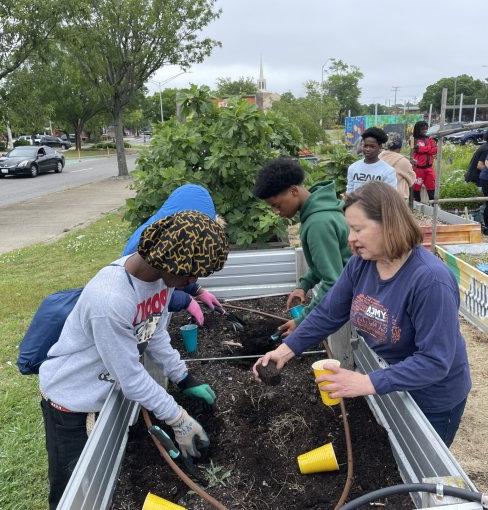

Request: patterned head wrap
left=138, top=211, right=229, bottom=277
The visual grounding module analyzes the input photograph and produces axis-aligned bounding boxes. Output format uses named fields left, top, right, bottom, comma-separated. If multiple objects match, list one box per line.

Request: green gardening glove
left=177, top=374, right=216, bottom=406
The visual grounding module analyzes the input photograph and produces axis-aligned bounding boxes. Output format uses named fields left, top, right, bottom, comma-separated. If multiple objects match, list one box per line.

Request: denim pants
left=41, top=399, right=89, bottom=510
left=423, top=398, right=467, bottom=447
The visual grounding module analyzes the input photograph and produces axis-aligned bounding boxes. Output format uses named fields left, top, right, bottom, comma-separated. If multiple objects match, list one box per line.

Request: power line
left=391, top=86, right=401, bottom=108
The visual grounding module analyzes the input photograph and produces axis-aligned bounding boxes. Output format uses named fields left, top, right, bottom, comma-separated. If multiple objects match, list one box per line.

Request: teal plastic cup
left=289, top=304, right=305, bottom=320
left=180, top=324, right=198, bottom=353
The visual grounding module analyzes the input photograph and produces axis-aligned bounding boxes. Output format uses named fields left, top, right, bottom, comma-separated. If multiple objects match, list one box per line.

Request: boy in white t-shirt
left=346, top=127, right=397, bottom=193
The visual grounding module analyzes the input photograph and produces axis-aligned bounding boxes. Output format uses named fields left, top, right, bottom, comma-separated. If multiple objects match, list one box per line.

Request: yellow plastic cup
left=297, top=442, right=339, bottom=474
left=312, top=359, right=342, bottom=406
left=143, top=492, right=186, bottom=510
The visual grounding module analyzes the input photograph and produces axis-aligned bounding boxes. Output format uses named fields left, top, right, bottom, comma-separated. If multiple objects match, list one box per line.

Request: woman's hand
left=253, top=343, right=295, bottom=382
left=278, top=319, right=297, bottom=337
left=286, top=289, right=306, bottom=309
left=316, top=365, right=376, bottom=398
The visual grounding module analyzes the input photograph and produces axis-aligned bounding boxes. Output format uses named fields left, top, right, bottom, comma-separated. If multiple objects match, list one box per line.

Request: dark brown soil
left=112, top=296, right=412, bottom=510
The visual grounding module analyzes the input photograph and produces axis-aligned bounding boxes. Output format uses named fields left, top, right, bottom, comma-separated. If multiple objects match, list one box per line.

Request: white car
left=16, top=135, right=34, bottom=145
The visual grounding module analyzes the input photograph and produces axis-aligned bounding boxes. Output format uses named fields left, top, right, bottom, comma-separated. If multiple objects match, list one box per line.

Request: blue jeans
left=423, top=398, right=467, bottom=447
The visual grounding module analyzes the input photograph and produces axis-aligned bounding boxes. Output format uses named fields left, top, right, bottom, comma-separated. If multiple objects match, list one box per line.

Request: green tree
left=1, top=66, right=53, bottom=138
left=0, top=1, right=65, bottom=81
left=62, top=0, right=221, bottom=176
left=361, top=103, right=389, bottom=115
left=46, top=50, right=106, bottom=151
left=144, top=89, right=178, bottom=124
left=419, top=75, right=488, bottom=113
left=126, top=87, right=302, bottom=246
left=271, top=89, right=338, bottom=145
left=215, top=76, right=257, bottom=97
left=324, top=59, right=364, bottom=120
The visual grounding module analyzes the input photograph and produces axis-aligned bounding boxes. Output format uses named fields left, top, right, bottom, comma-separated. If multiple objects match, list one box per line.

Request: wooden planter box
left=421, top=224, right=482, bottom=248
left=436, top=245, right=488, bottom=332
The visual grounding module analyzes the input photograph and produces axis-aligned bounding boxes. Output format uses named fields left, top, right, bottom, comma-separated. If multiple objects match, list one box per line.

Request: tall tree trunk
left=73, top=119, right=83, bottom=152
left=114, top=107, right=128, bottom=177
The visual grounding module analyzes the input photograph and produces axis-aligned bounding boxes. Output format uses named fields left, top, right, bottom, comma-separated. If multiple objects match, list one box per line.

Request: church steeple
left=257, top=55, right=266, bottom=91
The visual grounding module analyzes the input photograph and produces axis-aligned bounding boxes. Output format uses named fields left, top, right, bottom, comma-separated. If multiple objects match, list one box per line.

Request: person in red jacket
left=410, top=121, right=437, bottom=202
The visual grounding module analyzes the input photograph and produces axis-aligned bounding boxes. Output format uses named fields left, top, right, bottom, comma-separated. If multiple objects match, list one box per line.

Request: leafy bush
left=91, top=141, right=131, bottom=149
left=0, top=141, right=7, bottom=151
left=13, top=139, right=31, bottom=147
left=125, top=86, right=303, bottom=246
left=440, top=168, right=483, bottom=210
left=310, top=144, right=358, bottom=195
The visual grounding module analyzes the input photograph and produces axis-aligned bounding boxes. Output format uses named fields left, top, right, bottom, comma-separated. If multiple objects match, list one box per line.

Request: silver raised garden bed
left=57, top=248, right=482, bottom=510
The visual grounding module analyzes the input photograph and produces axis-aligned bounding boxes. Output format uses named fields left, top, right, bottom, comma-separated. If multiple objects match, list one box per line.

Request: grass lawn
left=0, top=211, right=132, bottom=510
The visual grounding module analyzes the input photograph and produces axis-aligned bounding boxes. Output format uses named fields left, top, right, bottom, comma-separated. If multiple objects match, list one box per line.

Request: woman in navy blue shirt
left=254, top=181, right=471, bottom=446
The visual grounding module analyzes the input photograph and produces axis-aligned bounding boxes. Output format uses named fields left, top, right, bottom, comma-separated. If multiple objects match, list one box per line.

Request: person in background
left=123, top=184, right=224, bottom=325
left=346, top=127, right=397, bottom=193
left=254, top=158, right=351, bottom=335
left=253, top=182, right=470, bottom=447
left=379, top=133, right=416, bottom=199
left=410, top=120, right=438, bottom=202
left=465, top=131, right=488, bottom=235
left=40, top=211, right=229, bottom=509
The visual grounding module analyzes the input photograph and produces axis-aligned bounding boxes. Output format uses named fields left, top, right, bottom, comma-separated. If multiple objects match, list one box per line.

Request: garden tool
left=214, top=305, right=246, bottom=332
left=148, top=425, right=204, bottom=481
left=270, top=329, right=284, bottom=342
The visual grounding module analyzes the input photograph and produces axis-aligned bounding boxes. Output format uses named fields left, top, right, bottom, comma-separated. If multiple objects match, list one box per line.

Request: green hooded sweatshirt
left=295, top=181, right=351, bottom=323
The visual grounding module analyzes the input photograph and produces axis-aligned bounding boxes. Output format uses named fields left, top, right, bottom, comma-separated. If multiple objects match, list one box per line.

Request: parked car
left=0, top=145, right=65, bottom=177
left=35, top=135, right=72, bottom=150
left=16, top=135, right=34, bottom=145
left=426, top=122, right=464, bottom=139
left=445, top=128, right=488, bottom=145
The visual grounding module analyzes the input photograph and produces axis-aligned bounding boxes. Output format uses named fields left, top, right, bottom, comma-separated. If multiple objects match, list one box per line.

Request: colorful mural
left=436, top=246, right=488, bottom=330
left=344, top=114, right=424, bottom=146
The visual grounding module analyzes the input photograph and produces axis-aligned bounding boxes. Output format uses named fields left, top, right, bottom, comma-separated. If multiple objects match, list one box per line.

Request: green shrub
left=440, top=168, right=483, bottom=210
left=0, top=141, right=7, bottom=151
left=13, top=139, right=31, bottom=147
left=91, top=141, right=131, bottom=149
left=310, top=144, right=358, bottom=196
left=125, top=85, right=302, bottom=246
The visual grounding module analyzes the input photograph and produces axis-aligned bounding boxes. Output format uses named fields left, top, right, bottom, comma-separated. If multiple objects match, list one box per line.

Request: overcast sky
left=148, top=0, right=488, bottom=105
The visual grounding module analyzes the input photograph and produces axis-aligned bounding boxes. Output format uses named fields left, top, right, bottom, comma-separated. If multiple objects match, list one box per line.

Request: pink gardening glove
left=186, top=298, right=204, bottom=326
left=197, top=290, right=222, bottom=310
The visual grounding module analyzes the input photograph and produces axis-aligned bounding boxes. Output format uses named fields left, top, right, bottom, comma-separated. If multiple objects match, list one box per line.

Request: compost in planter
left=113, top=296, right=411, bottom=510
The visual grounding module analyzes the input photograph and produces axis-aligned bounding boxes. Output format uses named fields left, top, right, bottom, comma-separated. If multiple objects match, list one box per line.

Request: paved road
left=0, top=154, right=137, bottom=207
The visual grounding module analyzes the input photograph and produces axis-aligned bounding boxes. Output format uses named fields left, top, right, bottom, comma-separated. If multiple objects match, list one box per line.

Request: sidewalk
left=0, top=177, right=135, bottom=254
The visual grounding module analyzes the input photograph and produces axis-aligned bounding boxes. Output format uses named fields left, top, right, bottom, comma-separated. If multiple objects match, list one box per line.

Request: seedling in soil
left=200, top=460, right=233, bottom=489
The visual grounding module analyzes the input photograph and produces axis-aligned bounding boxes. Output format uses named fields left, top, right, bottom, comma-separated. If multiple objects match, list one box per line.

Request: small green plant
left=13, top=139, right=31, bottom=147
left=200, top=460, right=233, bottom=489
left=440, top=168, right=483, bottom=211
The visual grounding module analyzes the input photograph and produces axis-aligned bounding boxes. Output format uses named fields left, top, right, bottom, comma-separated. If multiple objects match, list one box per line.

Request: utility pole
left=320, top=59, right=329, bottom=128
left=452, top=76, right=458, bottom=122
left=391, top=86, right=401, bottom=113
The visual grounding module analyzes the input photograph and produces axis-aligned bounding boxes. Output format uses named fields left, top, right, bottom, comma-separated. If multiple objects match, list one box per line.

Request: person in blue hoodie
left=123, top=184, right=224, bottom=325
left=253, top=181, right=471, bottom=447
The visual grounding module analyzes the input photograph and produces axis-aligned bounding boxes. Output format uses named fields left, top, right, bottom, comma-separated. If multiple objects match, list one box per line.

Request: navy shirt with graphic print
left=284, top=246, right=471, bottom=414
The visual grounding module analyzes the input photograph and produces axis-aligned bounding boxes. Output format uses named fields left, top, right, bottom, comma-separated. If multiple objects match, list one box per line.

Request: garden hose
left=222, top=302, right=355, bottom=510
left=141, top=408, right=229, bottom=510
left=339, top=482, right=488, bottom=510
left=323, top=341, right=354, bottom=510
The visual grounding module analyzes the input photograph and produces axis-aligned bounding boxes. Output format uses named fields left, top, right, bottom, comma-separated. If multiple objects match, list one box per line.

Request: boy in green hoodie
left=254, top=158, right=351, bottom=335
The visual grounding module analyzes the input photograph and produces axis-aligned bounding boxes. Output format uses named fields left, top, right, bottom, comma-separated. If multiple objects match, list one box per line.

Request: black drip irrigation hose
left=340, top=483, right=488, bottom=510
